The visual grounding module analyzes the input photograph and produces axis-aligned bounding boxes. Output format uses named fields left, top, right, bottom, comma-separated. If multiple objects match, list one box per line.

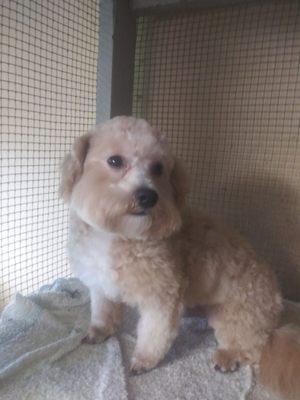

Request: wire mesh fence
left=133, top=0, right=300, bottom=300
left=0, top=0, right=99, bottom=306
left=1, top=0, right=300, bottom=307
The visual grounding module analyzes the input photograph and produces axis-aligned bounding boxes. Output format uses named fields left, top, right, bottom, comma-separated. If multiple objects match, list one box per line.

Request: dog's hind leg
left=210, top=301, right=272, bottom=373
left=131, top=303, right=182, bottom=373
left=83, top=287, right=123, bottom=344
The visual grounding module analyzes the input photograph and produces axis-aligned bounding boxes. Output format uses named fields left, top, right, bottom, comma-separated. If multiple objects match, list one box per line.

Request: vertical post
left=110, top=0, right=136, bottom=117
left=96, top=0, right=136, bottom=124
left=96, top=0, right=114, bottom=123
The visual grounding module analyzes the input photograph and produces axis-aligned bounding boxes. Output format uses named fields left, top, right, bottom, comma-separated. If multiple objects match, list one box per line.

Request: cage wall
left=1, top=0, right=300, bottom=307
left=0, top=0, right=99, bottom=306
left=133, top=0, right=300, bottom=300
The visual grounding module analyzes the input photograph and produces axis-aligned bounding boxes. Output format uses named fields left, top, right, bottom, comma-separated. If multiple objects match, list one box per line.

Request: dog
left=60, top=116, right=300, bottom=400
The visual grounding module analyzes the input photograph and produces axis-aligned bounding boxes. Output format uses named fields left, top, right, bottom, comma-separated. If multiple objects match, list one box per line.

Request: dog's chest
left=111, top=238, right=183, bottom=306
left=68, top=225, right=121, bottom=300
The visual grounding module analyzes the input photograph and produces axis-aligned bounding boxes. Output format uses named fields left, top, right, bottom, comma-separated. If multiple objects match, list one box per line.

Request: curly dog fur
left=60, top=116, right=300, bottom=400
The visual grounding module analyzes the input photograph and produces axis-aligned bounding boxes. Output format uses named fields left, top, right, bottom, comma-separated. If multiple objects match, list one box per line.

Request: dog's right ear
left=170, top=158, right=189, bottom=210
left=59, top=134, right=91, bottom=202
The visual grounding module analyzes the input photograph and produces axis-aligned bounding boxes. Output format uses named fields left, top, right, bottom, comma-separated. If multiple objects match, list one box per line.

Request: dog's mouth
left=130, top=209, right=148, bottom=217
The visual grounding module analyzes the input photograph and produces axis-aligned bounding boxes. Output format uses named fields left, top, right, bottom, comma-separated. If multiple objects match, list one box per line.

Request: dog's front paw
left=82, top=326, right=111, bottom=345
left=130, top=354, right=158, bottom=375
left=213, top=349, right=241, bottom=373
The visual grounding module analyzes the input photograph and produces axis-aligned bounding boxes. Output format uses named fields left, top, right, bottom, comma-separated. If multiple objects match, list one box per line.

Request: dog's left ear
left=170, top=158, right=189, bottom=210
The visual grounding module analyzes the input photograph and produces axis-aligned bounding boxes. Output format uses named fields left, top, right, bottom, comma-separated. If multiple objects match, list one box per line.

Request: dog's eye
left=107, top=155, right=124, bottom=168
left=150, top=162, right=163, bottom=177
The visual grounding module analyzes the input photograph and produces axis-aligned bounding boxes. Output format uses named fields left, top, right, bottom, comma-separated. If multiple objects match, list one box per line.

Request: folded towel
left=0, top=277, right=280, bottom=400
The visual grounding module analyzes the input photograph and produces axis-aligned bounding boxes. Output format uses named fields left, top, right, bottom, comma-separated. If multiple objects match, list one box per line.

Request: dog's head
left=60, top=116, right=188, bottom=239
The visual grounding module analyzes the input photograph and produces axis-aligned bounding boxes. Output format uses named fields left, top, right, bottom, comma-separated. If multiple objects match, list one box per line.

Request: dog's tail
left=259, top=324, right=300, bottom=400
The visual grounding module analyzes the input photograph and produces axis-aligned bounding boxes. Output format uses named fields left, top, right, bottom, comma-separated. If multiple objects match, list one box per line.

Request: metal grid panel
left=133, top=0, right=300, bottom=300
left=0, top=0, right=99, bottom=306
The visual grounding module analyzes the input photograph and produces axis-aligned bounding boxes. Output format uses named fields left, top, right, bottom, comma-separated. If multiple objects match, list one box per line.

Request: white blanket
left=0, top=278, right=280, bottom=400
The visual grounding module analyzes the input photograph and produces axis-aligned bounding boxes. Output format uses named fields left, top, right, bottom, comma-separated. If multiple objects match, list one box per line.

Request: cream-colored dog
left=60, top=116, right=300, bottom=400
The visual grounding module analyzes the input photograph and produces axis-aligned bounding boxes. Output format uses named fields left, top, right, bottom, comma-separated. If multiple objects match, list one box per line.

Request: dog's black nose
left=135, top=187, right=158, bottom=209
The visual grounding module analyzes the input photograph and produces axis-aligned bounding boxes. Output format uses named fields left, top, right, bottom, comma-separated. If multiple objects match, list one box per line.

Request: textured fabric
left=1, top=278, right=293, bottom=399
left=0, top=278, right=127, bottom=400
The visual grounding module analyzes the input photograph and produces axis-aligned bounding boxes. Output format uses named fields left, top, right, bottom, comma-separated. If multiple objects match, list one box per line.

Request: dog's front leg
left=131, top=304, right=181, bottom=373
left=83, top=287, right=123, bottom=344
